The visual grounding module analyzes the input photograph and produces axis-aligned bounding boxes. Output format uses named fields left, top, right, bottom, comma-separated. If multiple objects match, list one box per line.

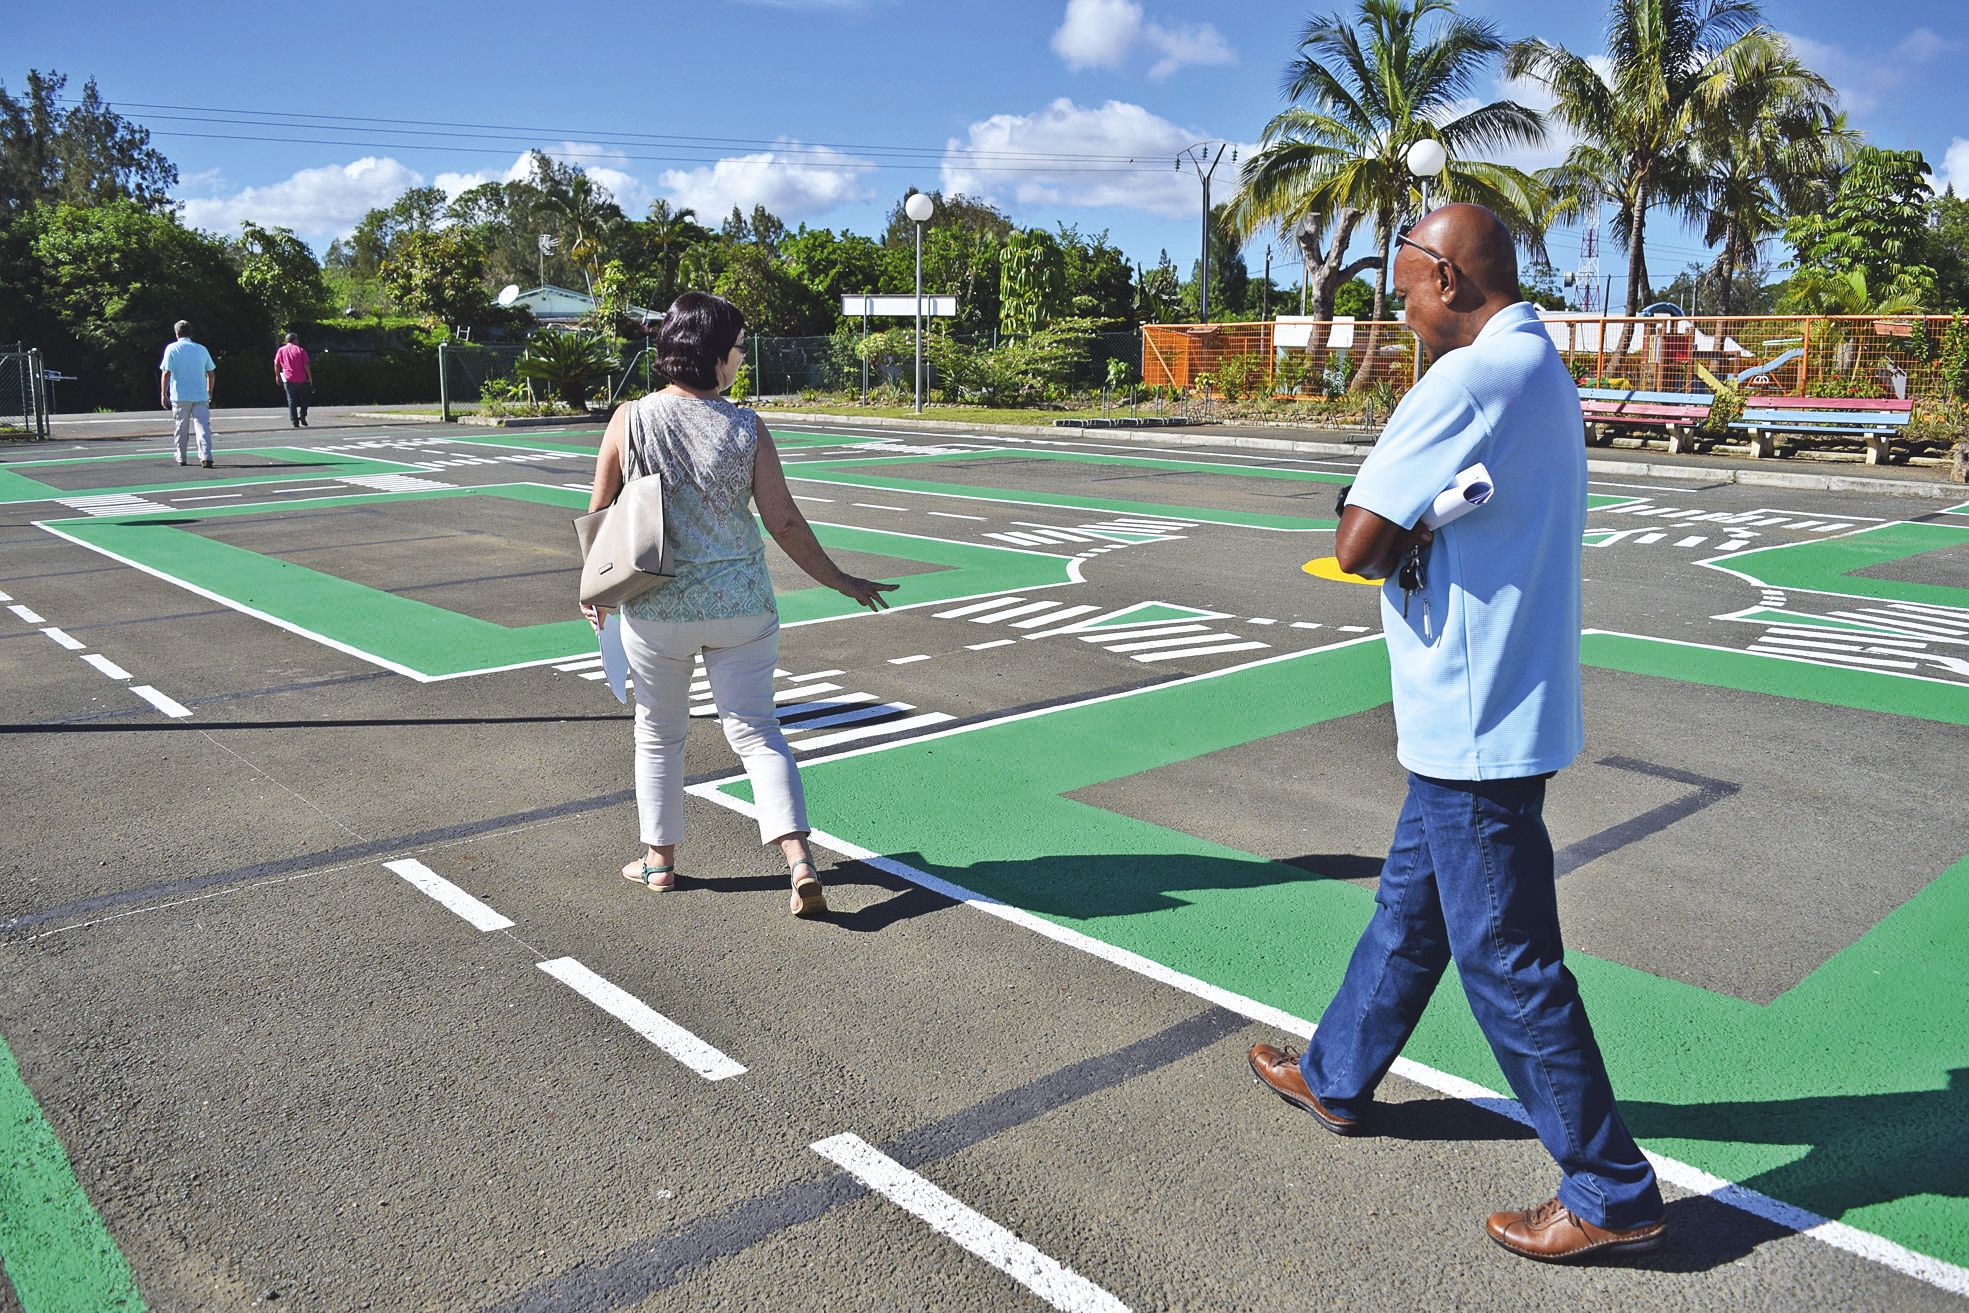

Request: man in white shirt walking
left=159, top=320, right=217, bottom=467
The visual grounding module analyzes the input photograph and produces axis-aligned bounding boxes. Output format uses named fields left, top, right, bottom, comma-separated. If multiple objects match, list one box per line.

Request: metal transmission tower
left=1575, top=202, right=1602, bottom=313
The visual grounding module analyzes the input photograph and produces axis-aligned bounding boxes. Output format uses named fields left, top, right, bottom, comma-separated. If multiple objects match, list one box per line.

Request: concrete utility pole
left=1178, top=143, right=1231, bottom=321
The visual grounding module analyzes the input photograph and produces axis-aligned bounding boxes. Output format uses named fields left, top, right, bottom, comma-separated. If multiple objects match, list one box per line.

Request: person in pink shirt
left=274, top=333, right=313, bottom=428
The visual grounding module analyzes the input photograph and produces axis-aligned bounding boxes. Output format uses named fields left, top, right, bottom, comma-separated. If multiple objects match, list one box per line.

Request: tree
left=640, top=201, right=714, bottom=304
left=999, top=229, right=1066, bottom=336
left=1930, top=191, right=1969, bottom=312
left=713, top=242, right=831, bottom=335
left=1229, top=0, right=1547, bottom=382
left=537, top=163, right=624, bottom=293
left=781, top=226, right=888, bottom=306
left=1135, top=252, right=1185, bottom=324
left=347, top=185, right=447, bottom=280
left=379, top=229, right=494, bottom=329
left=232, top=221, right=330, bottom=330
left=1698, top=96, right=1854, bottom=316
left=14, top=201, right=268, bottom=407
left=0, top=70, right=177, bottom=216
left=1057, top=226, right=1135, bottom=326
left=1508, top=0, right=1833, bottom=315
left=1784, top=147, right=1938, bottom=309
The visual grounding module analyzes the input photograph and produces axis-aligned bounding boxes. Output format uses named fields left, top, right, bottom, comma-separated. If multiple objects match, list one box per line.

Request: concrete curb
left=757, top=409, right=1965, bottom=502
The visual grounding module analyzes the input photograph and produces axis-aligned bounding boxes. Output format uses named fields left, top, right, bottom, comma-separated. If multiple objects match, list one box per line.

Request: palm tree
left=539, top=168, right=624, bottom=296
left=1228, top=0, right=1549, bottom=344
left=644, top=200, right=710, bottom=305
left=1507, top=0, right=1836, bottom=317
left=1698, top=99, right=1855, bottom=314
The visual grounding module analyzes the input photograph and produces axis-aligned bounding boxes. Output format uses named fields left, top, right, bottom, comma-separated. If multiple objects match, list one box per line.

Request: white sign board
left=842, top=294, right=959, bottom=318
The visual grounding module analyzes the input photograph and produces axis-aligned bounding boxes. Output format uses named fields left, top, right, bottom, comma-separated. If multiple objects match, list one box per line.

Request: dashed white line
left=967, top=638, right=1018, bottom=650
left=129, top=685, right=192, bottom=718
left=1339, top=625, right=1371, bottom=633
left=853, top=502, right=908, bottom=512
left=928, top=510, right=989, bottom=521
left=41, top=627, right=84, bottom=651
left=7, top=604, right=45, bottom=624
left=537, top=957, right=746, bottom=1081
left=793, top=711, right=955, bottom=750
left=811, top=1134, right=1129, bottom=1313
left=81, top=653, right=132, bottom=680
left=383, top=858, right=515, bottom=932
left=1130, top=640, right=1271, bottom=662
left=935, top=596, right=1031, bottom=620
left=888, top=654, right=933, bottom=665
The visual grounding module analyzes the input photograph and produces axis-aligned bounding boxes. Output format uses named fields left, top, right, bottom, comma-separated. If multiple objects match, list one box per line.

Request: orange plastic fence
left=1142, top=315, right=1968, bottom=403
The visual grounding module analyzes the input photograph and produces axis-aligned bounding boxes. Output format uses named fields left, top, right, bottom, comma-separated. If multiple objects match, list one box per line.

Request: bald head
left=1394, top=203, right=1524, bottom=358
left=1408, top=204, right=1519, bottom=300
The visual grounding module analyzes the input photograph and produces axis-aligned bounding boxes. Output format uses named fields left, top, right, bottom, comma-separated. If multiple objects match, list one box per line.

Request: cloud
left=942, top=98, right=1251, bottom=220
left=1050, top=0, right=1232, bottom=78
left=1937, top=139, right=1969, bottom=196
left=657, top=142, right=872, bottom=221
left=1783, top=25, right=1959, bottom=117
left=178, top=157, right=425, bottom=242
left=1143, top=21, right=1234, bottom=80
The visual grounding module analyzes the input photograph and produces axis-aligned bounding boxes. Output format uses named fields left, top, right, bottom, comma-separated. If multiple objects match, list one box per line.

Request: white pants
left=172, top=402, right=213, bottom=463
left=620, top=610, right=807, bottom=848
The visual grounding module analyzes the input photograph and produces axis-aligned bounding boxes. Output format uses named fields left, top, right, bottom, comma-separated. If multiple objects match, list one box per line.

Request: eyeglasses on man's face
left=1395, top=232, right=1452, bottom=266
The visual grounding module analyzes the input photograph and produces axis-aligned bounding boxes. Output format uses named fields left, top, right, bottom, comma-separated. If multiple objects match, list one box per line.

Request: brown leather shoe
left=1247, top=1043, right=1360, bottom=1136
left=1486, top=1197, right=1666, bottom=1263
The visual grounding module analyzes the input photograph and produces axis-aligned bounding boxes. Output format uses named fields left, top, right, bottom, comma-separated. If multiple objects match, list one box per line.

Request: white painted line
left=1076, top=624, right=1210, bottom=645
left=129, top=685, right=192, bottom=718
left=0, top=590, right=10, bottom=602
left=383, top=858, right=515, bottom=932
left=1246, top=617, right=1277, bottom=625
left=987, top=532, right=1055, bottom=547
left=1130, top=640, right=1271, bottom=662
left=80, top=653, right=132, bottom=680
left=811, top=1134, right=1128, bottom=1313
left=967, top=638, right=1018, bottom=650
left=1338, top=625, right=1371, bottom=633
left=782, top=669, right=847, bottom=682
left=852, top=502, right=908, bottom=512
left=1633, top=532, right=1666, bottom=544
left=888, top=654, right=933, bottom=665
left=174, top=493, right=243, bottom=502
left=1764, top=627, right=1931, bottom=650
left=1100, top=632, right=1241, bottom=654
left=1289, top=621, right=1323, bottom=630
left=793, top=711, right=955, bottom=751
left=1674, top=535, right=1708, bottom=548
left=782, top=697, right=902, bottom=731
left=1846, top=608, right=1969, bottom=635
left=973, top=600, right=1062, bottom=624
left=537, top=957, right=745, bottom=1081
left=772, top=682, right=844, bottom=703
left=41, top=627, right=85, bottom=651
left=555, top=656, right=606, bottom=672
left=778, top=692, right=880, bottom=721
left=935, top=596, right=1030, bottom=620
left=793, top=495, right=835, bottom=503
left=7, top=604, right=45, bottom=624
left=1012, top=604, right=1099, bottom=629
left=1717, top=540, right=1752, bottom=552
left=928, top=511, right=989, bottom=521
left=1750, top=645, right=1918, bottom=671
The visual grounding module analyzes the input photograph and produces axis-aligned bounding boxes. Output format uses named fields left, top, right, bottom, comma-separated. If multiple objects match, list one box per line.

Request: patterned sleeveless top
left=618, top=392, right=775, bottom=623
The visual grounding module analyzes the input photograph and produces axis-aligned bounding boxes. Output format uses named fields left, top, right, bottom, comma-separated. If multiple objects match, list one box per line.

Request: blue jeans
left=1302, top=772, right=1663, bottom=1228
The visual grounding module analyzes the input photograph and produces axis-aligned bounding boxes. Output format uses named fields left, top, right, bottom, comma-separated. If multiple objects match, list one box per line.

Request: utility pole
left=1177, top=143, right=1231, bottom=321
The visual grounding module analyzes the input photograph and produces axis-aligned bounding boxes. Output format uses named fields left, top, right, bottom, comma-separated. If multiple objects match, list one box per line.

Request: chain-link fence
left=739, top=329, right=1143, bottom=402
left=0, top=348, right=50, bottom=438
left=436, top=342, right=527, bottom=420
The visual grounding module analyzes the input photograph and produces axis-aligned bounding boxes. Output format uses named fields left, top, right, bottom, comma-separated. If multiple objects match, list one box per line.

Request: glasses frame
left=1394, top=232, right=1452, bottom=266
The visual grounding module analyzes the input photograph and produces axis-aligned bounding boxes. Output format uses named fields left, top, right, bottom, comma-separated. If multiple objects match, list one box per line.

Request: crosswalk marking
left=934, top=596, right=1036, bottom=620
left=1131, top=639, right=1270, bottom=662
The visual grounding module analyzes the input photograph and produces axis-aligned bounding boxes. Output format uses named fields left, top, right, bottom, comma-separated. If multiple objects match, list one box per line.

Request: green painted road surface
left=0, top=1036, right=145, bottom=1313
left=0, top=448, right=429, bottom=504
left=1703, top=521, right=1969, bottom=609
left=720, top=633, right=1969, bottom=1268
left=41, top=484, right=1078, bottom=679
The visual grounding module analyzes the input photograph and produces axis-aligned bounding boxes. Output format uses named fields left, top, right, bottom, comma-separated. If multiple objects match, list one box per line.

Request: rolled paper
left=600, top=610, right=631, bottom=704
left=1419, top=462, right=1494, bottom=531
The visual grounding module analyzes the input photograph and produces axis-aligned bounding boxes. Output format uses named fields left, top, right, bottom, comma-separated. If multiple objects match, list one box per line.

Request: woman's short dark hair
left=658, top=292, right=745, bottom=389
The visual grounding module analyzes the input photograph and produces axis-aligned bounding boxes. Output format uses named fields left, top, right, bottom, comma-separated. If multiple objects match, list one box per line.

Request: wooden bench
left=1578, top=388, right=1916, bottom=463
left=1731, top=397, right=1915, bottom=464
left=1578, top=388, right=1713, bottom=454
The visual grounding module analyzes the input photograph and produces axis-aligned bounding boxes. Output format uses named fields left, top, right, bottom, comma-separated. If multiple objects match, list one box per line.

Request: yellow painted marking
left=1302, top=557, right=1382, bottom=586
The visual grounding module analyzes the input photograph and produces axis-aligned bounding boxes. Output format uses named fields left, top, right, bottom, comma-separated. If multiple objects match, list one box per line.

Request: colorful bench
left=1578, top=388, right=1916, bottom=464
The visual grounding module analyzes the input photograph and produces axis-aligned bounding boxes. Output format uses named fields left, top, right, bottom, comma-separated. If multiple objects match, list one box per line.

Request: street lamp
left=905, top=190, right=935, bottom=413
left=1405, top=138, right=1447, bottom=215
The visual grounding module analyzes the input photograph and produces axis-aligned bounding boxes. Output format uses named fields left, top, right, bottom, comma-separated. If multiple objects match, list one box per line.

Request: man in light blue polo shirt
left=1247, top=205, right=1664, bottom=1263
left=159, top=319, right=217, bottom=467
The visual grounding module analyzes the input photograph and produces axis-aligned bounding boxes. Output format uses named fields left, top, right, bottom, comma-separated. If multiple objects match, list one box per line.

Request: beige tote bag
left=573, top=412, right=674, bottom=607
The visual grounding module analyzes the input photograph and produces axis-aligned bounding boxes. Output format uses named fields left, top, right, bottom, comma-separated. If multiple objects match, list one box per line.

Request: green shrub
left=515, top=330, right=615, bottom=408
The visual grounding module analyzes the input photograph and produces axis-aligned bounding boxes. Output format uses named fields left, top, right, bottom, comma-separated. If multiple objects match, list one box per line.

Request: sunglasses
left=1395, top=232, right=1453, bottom=266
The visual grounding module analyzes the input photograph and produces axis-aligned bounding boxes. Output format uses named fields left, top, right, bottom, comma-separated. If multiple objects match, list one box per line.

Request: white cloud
left=1052, top=0, right=1142, bottom=70
left=1783, top=26, right=1959, bottom=117
left=1143, top=21, right=1234, bottom=80
left=1937, top=138, right=1969, bottom=196
left=657, top=143, right=872, bottom=221
left=1050, top=0, right=1231, bottom=78
left=178, top=157, right=425, bottom=242
left=942, top=98, right=1251, bottom=220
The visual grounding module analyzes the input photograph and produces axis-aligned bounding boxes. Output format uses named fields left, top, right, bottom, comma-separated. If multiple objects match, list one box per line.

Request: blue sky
left=12, top=0, right=1968, bottom=305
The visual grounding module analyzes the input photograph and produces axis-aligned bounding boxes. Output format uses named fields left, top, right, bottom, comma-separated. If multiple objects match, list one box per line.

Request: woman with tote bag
left=581, top=292, right=895, bottom=916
